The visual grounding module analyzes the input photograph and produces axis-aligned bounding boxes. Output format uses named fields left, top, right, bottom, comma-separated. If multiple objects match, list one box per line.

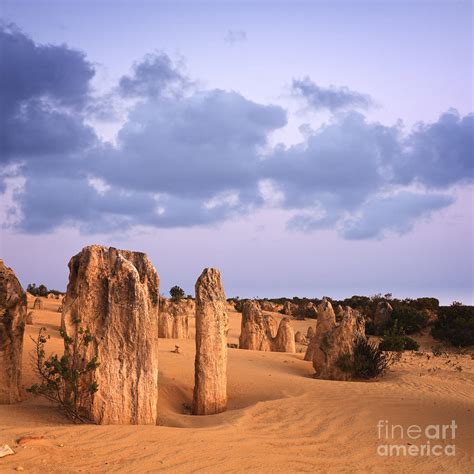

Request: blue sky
left=0, top=0, right=473, bottom=303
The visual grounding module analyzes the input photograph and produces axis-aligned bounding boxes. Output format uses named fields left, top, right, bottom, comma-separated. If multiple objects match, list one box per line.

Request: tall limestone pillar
left=192, top=268, right=228, bottom=415
left=62, top=245, right=160, bottom=424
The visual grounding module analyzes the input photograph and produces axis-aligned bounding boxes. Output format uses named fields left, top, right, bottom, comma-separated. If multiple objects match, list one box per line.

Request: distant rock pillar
left=272, top=317, right=296, bottom=353
left=192, top=268, right=228, bottom=415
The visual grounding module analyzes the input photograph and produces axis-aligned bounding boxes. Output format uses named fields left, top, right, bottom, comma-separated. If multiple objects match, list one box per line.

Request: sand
left=0, top=296, right=473, bottom=472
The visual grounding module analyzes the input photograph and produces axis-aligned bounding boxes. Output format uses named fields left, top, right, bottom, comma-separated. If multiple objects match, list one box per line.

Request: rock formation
left=239, top=300, right=274, bottom=351
left=272, top=317, right=296, bottom=353
left=282, top=301, right=296, bottom=316
left=312, top=302, right=366, bottom=380
left=0, top=260, right=27, bottom=404
left=373, top=301, right=393, bottom=334
left=159, top=298, right=190, bottom=339
left=193, top=268, right=228, bottom=416
left=259, top=300, right=276, bottom=312
left=33, top=297, right=42, bottom=310
left=306, top=326, right=315, bottom=340
left=304, top=337, right=314, bottom=361
left=335, top=305, right=344, bottom=321
left=62, top=245, right=160, bottom=424
left=294, top=301, right=318, bottom=320
left=238, top=300, right=296, bottom=353
left=295, top=331, right=306, bottom=344
left=26, top=311, right=33, bottom=325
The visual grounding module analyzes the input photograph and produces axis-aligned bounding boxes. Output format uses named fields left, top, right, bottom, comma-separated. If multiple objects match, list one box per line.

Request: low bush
left=379, top=334, right=419, bottom=351
left=432, top=305, right=474, bottom=347
left=335, top=338, right=396, bottom=379
left=389, top=306, right=428, bottom=334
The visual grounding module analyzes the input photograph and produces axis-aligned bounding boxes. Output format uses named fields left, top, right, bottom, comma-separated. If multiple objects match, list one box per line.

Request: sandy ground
left=1, top=296, right=473, bottom=473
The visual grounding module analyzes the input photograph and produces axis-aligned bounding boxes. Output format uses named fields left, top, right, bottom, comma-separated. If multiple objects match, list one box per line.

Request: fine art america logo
left=377, top=420, right=457, bottom=457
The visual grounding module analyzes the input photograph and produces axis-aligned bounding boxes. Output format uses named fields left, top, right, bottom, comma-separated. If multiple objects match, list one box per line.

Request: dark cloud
left=119, top=52, right=189, bottom=98
left=0, top=23, right=94, bottom=114
left=395, top=110, right=474, bottom=188
left=265, top=112, right=400, bottom=210
left=292, top=77, right=373, bottom=112
left=0, top=100, right=96, bottom=162
left=0, top=24, right=97, bottom=164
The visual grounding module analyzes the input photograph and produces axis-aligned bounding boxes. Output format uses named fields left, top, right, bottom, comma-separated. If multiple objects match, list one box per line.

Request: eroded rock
left=33, top=298, right=42, bottom=310
left=159, top=298, right=190, bottom=339
left=295, top=331, right=306, bottom=344
left=193, top=268, right=228, bottom=415
left=0, top=260, right=27, bottom=404
left=312, top=302, right=366, bottom=380
left=282, top=301, right=296, bottom=316
left=239, top=300, right=274, bottom=351
left=62, top=245, right=160, bottom=424
left=272, top=317, right=296, bottom=353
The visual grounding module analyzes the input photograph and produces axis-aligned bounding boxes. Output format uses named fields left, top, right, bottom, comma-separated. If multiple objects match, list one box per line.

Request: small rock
left=0, top=445, right=14, bottom=458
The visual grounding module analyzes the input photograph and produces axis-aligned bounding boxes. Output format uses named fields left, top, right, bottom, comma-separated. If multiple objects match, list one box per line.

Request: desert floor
left=1, top=296, right=473, bottom=473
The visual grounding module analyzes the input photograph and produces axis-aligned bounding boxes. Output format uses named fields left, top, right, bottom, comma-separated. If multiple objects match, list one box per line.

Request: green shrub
left=336, top=338, right=396, bottom=379
left=432, top=305, right=474, bottom=347
left=169, top=285, right=185, bottom=302
left=352, top=338, right=396, bottom=378
left=365, top=320, right=376, bottom=336
left=335, top=353, right=353, bottom=373
left=379, top=335, right=419, bottom=351
left=28, top=325, right=99, bottom=423
left=389, top=306, right=428, bottom=334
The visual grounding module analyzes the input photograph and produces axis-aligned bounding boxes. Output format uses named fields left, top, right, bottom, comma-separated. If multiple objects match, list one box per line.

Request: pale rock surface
left=312, top=303, right=366, bottom=380
left=272, top=317, right=296, bottom=353
left=0, top=260, right=27, bottom=404
left=193, top=268, right=228, bottom=415
left=62, top=245, right=160, bottom=424
left=33, top=298, right=42, bottom=310
left=239, top=300, right=274, bottom=351
left=159, top=298, right=190, bottom=339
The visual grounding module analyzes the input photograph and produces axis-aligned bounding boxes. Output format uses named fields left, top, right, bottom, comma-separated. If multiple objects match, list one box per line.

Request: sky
left=0, top=0, right=473, bottom=303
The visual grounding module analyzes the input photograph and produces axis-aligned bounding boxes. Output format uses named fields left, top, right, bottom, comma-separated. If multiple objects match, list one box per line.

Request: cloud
left=224, top=29, right=247, bottom=45
left=292, top=77, right=373, bottom=112
left=0, top=24, right=97, bottom=164
left=265, top=112, right=400, bottom=211
left=93, top=89, right=287, bottom=198
left=340, top=191, right=454, bottom=239
left=395, top=109, right=474, bottom=188
left=1, top=25, right=472, bottom=240
left=119, top=52, right=189, bottom=98
left=0, top=23, right=94, bottom=114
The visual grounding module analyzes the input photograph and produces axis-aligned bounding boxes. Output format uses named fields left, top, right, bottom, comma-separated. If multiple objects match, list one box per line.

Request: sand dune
left=0, top=297, right=473, bottom=472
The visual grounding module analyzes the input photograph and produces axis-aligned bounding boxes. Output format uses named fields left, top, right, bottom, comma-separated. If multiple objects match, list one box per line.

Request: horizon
left=0, top=0, right=473, bottom=305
